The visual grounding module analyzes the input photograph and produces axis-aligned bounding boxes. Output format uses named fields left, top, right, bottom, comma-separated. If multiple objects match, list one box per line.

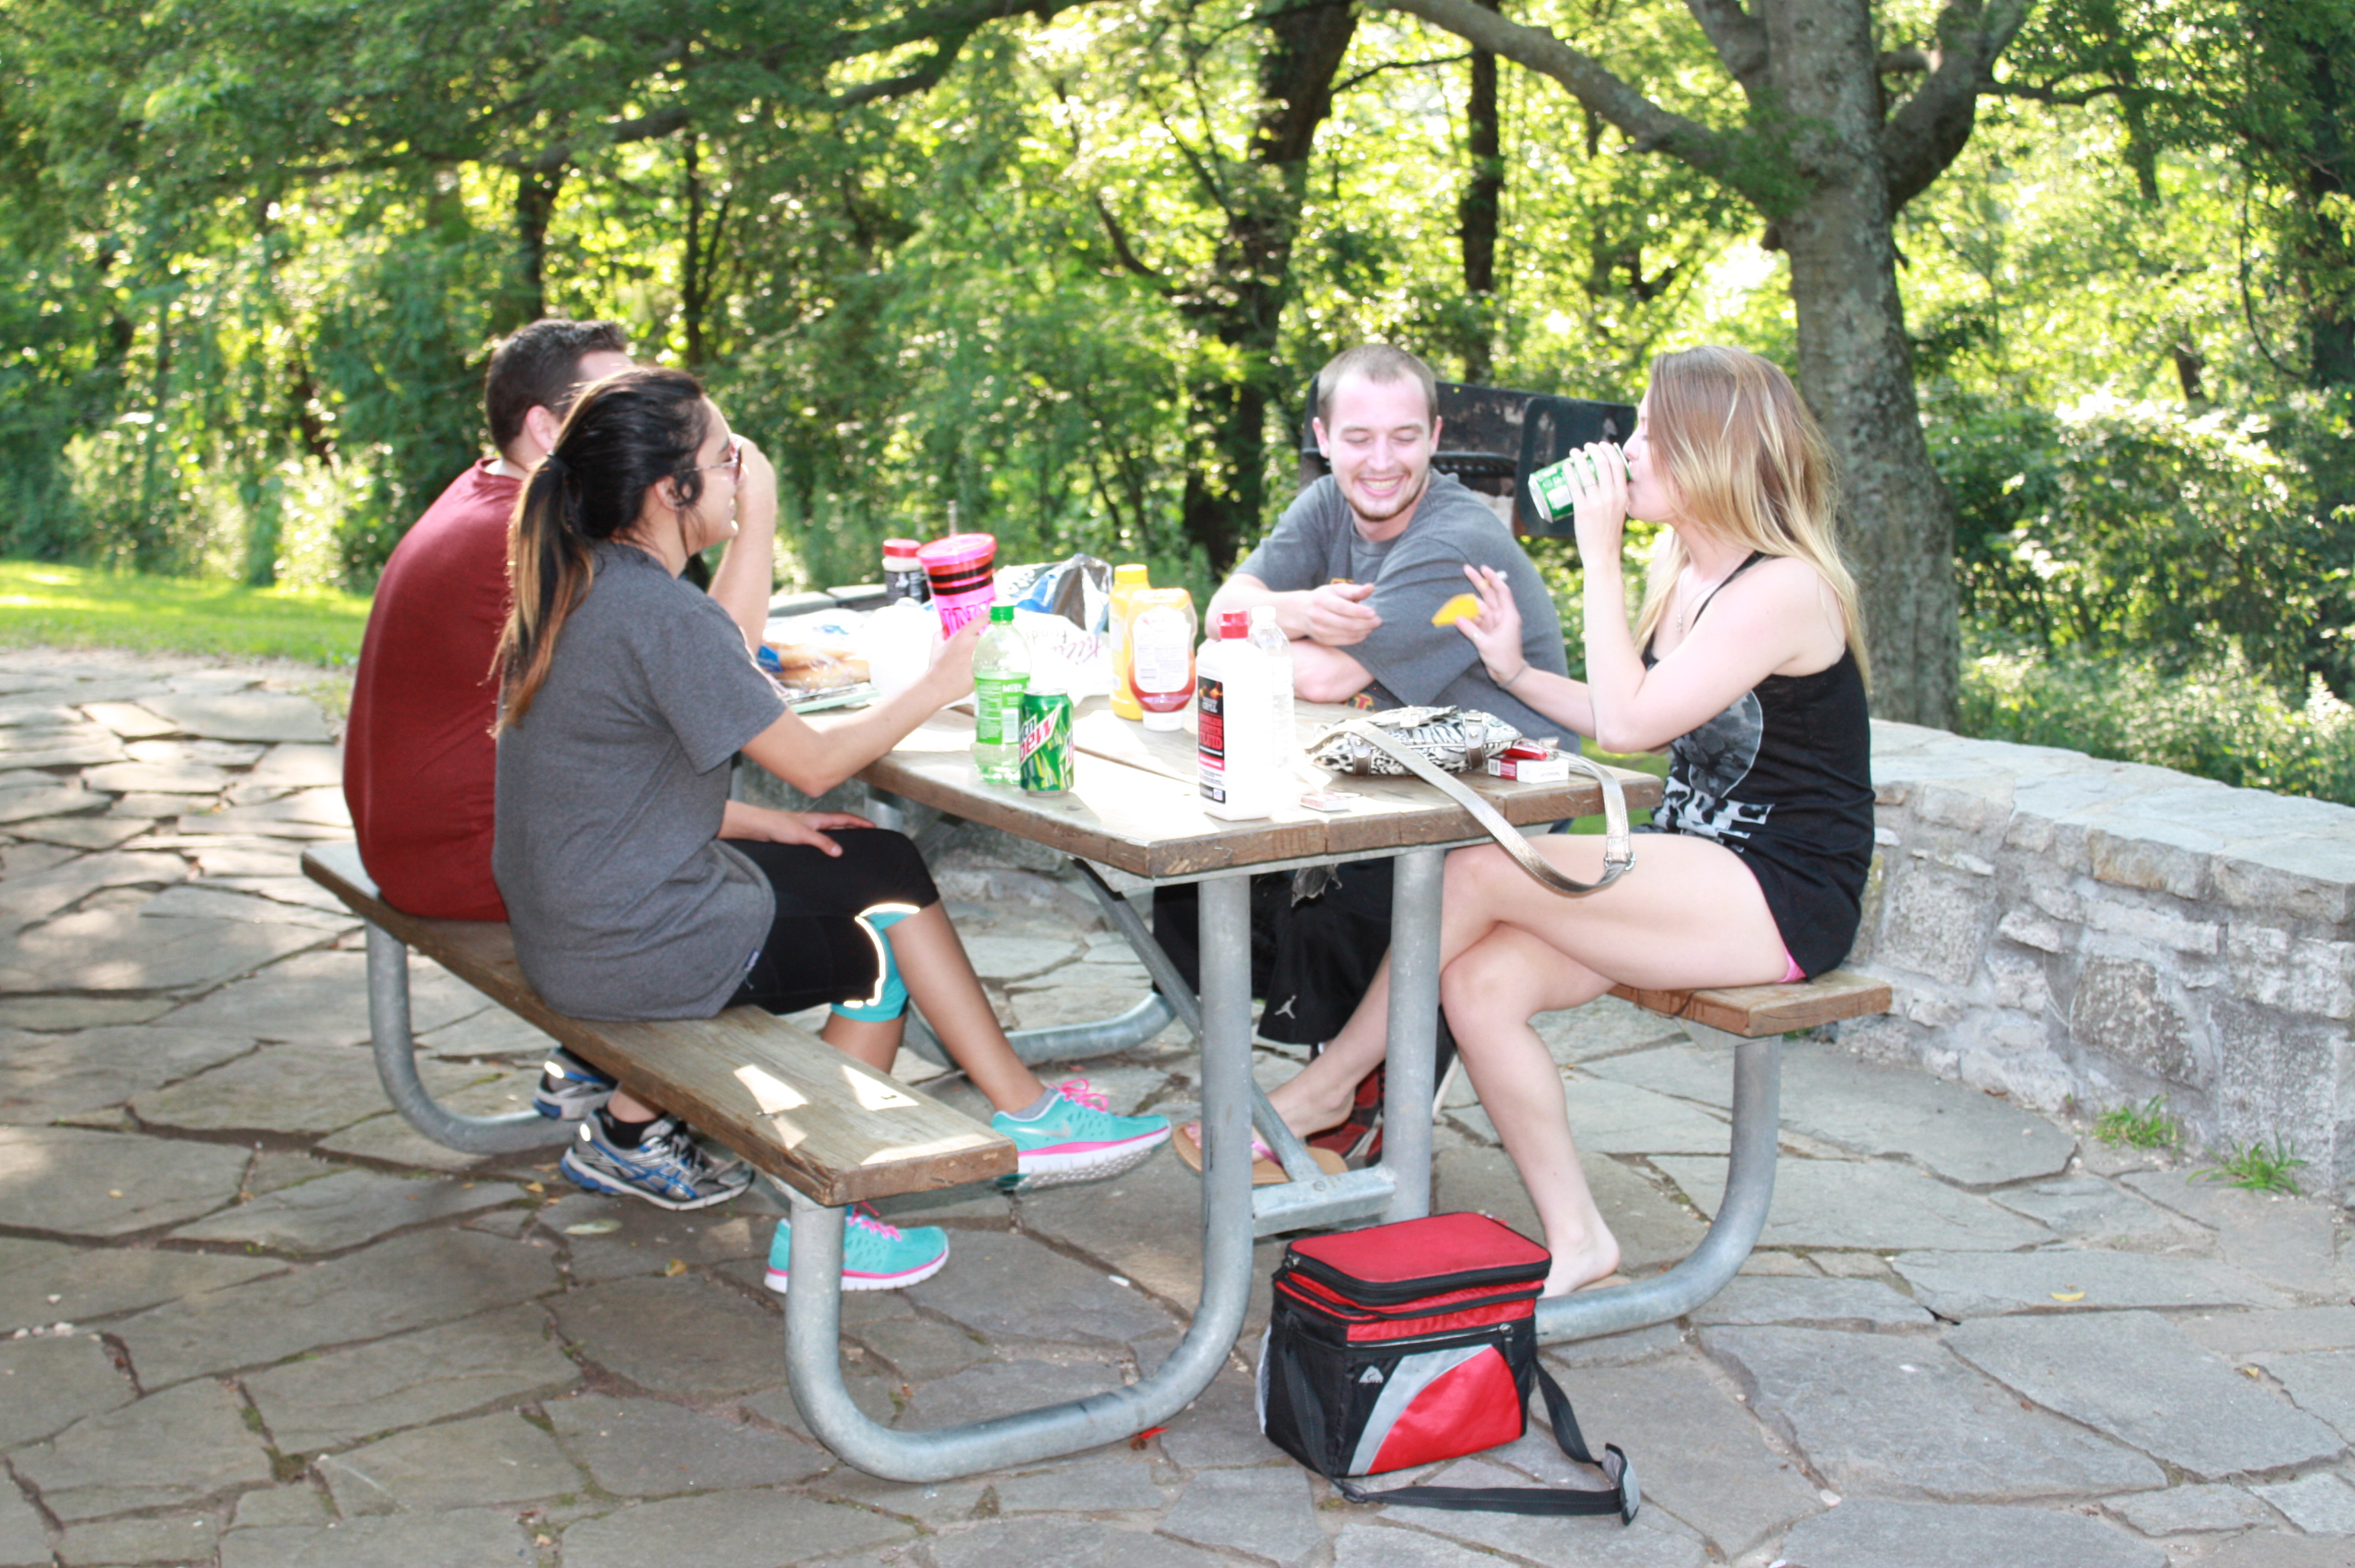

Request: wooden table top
left=858, top=696, right=1663, bottom=881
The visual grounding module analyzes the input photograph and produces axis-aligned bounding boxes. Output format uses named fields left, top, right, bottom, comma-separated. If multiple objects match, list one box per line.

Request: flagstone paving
left=4, top=646, right=2355, bottom=1565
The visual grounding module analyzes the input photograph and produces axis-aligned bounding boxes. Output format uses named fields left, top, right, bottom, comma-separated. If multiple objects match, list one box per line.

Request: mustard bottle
left=1107, top=563, right=1152, bottom=721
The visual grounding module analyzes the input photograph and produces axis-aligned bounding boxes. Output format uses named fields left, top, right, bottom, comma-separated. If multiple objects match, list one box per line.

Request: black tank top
left=1643, top=553, right=1875, bottom=977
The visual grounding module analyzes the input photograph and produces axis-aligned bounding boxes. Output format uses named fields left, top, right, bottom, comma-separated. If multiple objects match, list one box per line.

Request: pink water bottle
left=917, top=533, right=998, bottom=638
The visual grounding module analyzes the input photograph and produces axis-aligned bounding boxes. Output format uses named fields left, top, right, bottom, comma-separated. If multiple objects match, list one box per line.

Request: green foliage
left=0, top=561, right=370, bottom=666
left=1932, top=391, right=2342, bottom=690
left=2196, top=1136, right=2309, bottom=1194
left=2093, top=1095, right=2183, bottom=1151
left=0, top=0, right=2346, bottom=761
left=1960, top=642, right=2355, bottom=806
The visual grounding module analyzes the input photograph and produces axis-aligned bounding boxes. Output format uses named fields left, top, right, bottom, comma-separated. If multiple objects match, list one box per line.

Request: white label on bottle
left=1132, top=610, right=1191, bottom=694
left=975, top=675, right=1026, bottom=745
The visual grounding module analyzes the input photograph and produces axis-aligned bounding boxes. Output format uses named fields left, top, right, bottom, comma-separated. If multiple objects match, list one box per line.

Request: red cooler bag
left=1256, top=1211, right=1638, bottom=1521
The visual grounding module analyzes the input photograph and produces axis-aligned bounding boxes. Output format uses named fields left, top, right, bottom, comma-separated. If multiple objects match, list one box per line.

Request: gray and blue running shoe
left=532, top=1047, right=616, bottom=1120
left=559, top=1117, right=751, bottom=1210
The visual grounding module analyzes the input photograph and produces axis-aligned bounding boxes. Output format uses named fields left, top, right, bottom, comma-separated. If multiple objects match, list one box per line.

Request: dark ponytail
left=493, top=368, right=711, bottom=727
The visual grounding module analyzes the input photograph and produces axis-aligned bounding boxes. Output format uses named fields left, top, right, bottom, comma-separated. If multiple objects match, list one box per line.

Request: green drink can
left=1527, top=446, right=1631, bottom=523
left=1018, top=684, right=1075, bottom=795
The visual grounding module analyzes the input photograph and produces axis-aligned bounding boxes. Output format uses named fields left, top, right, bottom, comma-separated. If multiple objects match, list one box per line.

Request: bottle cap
left=1113, top=563, right=1150, bottom=586
left=882, top=538, right=924, bottom=565
left=1216, top=611, right=1249, bottom=639
left=988, top=604, right=1014, bottom=624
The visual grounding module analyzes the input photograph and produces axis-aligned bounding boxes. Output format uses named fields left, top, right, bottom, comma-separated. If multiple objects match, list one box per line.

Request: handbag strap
left=1338, top=719, right=1634, bottom=895
left=1330, top=1366, right=1640, bottom=1521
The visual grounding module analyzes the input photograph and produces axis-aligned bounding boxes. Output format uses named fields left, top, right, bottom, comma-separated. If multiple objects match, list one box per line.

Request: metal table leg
left=1535, top=1026, right=1781, bottom=1342
left=1380, top=847, right=1445, bottom=1223
left=780, top=872, right=1260, bottom=1480
left=365, top=925, right=572, bottom=1155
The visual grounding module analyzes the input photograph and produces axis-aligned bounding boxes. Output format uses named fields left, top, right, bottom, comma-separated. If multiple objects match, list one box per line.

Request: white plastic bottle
left=1247, top=603, right=1297, bottom=782
left=1198, top=610, right=1275, bottom=819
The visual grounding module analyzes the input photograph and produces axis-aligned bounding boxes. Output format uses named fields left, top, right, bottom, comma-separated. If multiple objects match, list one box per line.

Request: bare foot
left=1263, top=1059, right=1366, bottom=1142
left=1539, top=1232, right=1623, bottom=1297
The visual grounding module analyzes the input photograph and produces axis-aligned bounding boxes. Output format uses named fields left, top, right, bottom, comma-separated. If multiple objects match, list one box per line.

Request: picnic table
left=764, top=697, right=1666, bottom=1479
left=313, top=686, right=1880, bottom=1485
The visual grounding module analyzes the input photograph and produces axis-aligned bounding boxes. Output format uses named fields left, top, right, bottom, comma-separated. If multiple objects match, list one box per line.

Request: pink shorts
left=1780, top=947, right=1806, bottom=985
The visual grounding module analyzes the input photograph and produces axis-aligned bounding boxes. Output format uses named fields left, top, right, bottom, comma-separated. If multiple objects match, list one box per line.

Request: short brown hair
left=484, top=318, right=630, bottom=451
left=1315, top=344, right=1439, bottom=425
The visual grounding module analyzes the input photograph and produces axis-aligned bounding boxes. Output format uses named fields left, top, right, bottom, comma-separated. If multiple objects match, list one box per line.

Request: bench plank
left=1610, top=968, right=1892, bottom=1039
left=302, top=844, right=1016, bottom=1205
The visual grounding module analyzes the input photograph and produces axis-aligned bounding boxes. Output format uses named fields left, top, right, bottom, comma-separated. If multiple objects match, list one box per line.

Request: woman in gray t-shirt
left=490, top=368, right=1168, bottom=1283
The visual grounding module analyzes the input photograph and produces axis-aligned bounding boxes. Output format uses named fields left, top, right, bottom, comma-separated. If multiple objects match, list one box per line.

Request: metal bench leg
left=1534, top=1024, right=1780, bottom=1343
left=779, top=872, right=1259, bottom=1481
left=365, top=924, right=573, bottom=1155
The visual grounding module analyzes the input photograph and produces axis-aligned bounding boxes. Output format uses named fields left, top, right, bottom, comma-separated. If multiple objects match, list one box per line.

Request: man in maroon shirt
left=344, top=320, right=637, bottom=921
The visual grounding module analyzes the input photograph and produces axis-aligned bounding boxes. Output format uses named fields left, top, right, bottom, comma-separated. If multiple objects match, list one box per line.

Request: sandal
left=1174, top=1123, right=1346, bottom=1185
left=1306, top=1068, right=1386, bottom=1164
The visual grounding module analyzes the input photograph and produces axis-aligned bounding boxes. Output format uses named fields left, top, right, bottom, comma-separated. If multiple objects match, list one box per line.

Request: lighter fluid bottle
left=972, top=604, right=1030, bottom=786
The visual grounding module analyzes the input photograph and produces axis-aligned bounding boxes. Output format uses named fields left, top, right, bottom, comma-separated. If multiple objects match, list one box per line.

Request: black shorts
left=723, top=828, right=939, bottom=1015
left=1152, top=859, right=1453, bottom=1063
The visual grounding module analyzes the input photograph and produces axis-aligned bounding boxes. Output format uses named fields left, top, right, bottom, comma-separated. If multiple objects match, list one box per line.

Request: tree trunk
left=2299, top=37, right=2355, bottom=391
left=684, top=133, right=709, bottom=368
left=1459, top=0, right=1502, bottom=384
left=1766, top=0, right=1958, bottom=726
left=1177, top=0, right=1357, bottom=573
left=510, top=167, right=564, bottom=328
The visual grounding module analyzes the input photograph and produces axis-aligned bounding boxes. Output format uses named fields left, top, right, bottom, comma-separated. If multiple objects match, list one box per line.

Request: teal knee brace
left=831, top=904, right=918, bottom=1022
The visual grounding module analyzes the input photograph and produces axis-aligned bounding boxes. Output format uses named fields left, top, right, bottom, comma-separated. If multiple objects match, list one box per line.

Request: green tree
left=1377, top=0, right=2051, bottom=725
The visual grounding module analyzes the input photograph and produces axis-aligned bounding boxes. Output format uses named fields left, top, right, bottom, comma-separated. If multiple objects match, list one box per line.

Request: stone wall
left=1847, top=721, right=2355, bottom=1187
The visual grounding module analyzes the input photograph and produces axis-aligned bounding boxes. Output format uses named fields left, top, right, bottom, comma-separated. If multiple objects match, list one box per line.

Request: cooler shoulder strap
left=1328, top=1366, right=1640, bottom=1521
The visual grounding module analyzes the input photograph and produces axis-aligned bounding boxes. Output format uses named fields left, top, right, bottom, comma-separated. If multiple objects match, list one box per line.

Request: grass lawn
left=0, top=561, right=371, bottom=667
left=1564, top=745, right=1668, bottom=834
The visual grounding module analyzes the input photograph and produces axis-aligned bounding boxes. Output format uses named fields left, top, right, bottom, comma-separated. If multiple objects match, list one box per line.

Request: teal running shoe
left=764, top=1206, right=948, bottom=1294
left=993, top=1078, right=1171, bottom=1190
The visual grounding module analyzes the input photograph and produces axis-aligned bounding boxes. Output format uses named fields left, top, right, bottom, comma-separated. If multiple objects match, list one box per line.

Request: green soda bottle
left=972, top=603, right=1031, bottom=786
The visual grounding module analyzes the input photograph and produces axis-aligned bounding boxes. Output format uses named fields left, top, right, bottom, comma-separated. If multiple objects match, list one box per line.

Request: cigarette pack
left=1486, top=743, right=1571, bottom=783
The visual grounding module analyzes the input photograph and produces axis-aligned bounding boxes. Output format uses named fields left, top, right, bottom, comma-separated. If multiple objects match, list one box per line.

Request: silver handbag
left=1308, top=705, right=1522, bottom=776
left=1306, top=706, right=1634, bottom=897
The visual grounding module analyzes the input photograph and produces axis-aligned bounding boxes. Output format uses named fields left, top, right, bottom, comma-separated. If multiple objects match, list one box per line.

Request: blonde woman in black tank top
left=1262, top=346, right=1875, bottom=1296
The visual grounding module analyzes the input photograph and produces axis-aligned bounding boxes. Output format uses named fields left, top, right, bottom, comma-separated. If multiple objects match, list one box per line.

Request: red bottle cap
left=1217, top=611, right=1250, bottom=639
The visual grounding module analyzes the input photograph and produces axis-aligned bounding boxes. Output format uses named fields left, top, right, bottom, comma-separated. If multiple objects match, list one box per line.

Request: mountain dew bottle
left=972, top=604, right=1031, bottom=787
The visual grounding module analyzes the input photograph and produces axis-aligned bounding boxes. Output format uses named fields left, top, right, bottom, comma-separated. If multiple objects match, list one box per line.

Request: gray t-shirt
left=1235, top=472, right=1572, bottom=742
left=493, top=543, right=787, bottom=1020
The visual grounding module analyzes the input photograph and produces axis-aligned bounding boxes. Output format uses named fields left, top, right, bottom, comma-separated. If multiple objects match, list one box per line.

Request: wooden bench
left=1611, top=966, right=1893, bottom=1043
left=300, top=843, right=1014, bottom=1206
left=1532, top=966, right=1893, bottom=1345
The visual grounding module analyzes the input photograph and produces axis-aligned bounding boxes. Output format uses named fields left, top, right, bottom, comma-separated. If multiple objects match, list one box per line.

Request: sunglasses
left=696, top=439, right=744, bottom=477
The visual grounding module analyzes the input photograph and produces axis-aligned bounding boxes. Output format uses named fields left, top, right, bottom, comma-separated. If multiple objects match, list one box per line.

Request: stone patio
left=1, top=644, right=2351, bottom=1566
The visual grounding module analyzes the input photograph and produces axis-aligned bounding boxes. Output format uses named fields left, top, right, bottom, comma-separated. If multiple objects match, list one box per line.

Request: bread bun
left=765, top=642, right=870, bottom=692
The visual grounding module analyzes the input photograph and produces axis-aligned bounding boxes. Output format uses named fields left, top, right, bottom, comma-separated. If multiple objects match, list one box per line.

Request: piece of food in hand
left=1430, top=593, right=1483, bottom=628
left=760, top=642, right=870, bottom=692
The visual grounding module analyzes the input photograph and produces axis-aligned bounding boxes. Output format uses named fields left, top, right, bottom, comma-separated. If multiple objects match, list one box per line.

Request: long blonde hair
left=1629, top=345, right=1868, bottom=682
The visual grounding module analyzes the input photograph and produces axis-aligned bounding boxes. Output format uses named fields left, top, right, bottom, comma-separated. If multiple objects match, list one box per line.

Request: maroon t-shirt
left=344, top=461, right=519, bottom=921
